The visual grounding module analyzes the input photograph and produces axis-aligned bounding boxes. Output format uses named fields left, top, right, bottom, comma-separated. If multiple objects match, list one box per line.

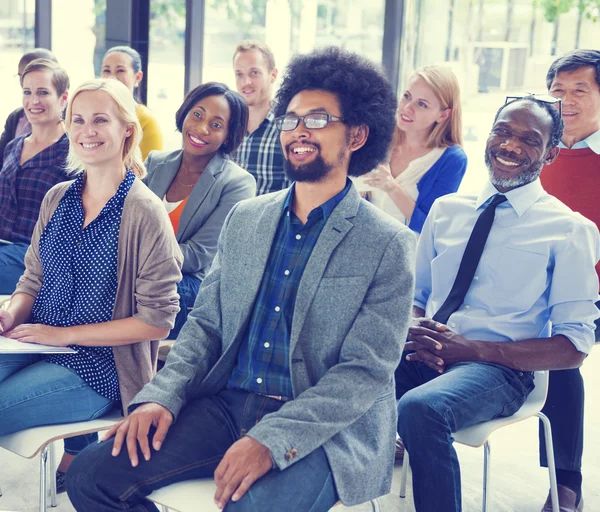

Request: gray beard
left=485, top=154, right=542, bottom=190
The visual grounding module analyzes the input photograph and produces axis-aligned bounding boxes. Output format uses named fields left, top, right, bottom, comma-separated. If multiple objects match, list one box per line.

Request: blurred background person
left=0, top=59, right=71, bottom=294
left=232, top=40, right=289, bottom=195
left=101, top=45, right=163, bottom=160
left=0, top=48, right=58, bottom=168
left=538, top=49, right=600, bottom=512
left=363, top=65, right=467, bottom=233
left=0, top=77, right=182, bottom=493
left=145, top=82, right=255, bottom=338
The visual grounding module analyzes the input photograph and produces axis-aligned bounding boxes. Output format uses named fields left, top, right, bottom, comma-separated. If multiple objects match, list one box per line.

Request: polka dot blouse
left=33, top=170, right=136, bottom=402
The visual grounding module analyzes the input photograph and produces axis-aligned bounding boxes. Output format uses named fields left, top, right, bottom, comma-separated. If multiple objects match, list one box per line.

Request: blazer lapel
left=289, top=188, right=360, bottom=355
left=233, top=191, right=288, bottom=333
left=151, top=151, right=183, bottom=199
left=177, top=154, right=224, bottom=240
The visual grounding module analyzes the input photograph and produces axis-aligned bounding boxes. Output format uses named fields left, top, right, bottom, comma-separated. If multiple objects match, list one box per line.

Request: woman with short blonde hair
left=364, top=64, right=467, bottom=233
left=0, top=77, right=182, bottom=491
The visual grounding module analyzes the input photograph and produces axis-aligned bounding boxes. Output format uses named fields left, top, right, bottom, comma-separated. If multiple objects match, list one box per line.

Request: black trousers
left=539, top=368, right=584, bottom=471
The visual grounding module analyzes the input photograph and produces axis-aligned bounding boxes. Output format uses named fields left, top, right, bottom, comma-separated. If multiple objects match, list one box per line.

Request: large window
left=202, top=0, right=386, bottom=90
left=401, top=0, right=600, bottom=195
left=0, top=0, right=35, bottom=125
left=51, top=0, right=102, bottom=92
left=148, top=0, right=186, bottom=151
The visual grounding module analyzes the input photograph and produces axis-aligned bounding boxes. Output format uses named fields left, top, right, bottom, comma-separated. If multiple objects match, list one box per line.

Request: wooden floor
left=1, top=350, right=599, bottom=512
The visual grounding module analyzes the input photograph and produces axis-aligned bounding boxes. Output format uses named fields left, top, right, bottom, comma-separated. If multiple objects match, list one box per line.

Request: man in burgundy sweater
left=539, top=49, right=600, bottom=512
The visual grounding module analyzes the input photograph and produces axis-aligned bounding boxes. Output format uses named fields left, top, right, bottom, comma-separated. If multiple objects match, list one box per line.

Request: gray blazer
left=144, top=150, right=256, bottom=280
left=131, top=186, right=416, bottom=506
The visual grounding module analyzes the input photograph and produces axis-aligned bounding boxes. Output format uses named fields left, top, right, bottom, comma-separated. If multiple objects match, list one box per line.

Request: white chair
left=146, top=478, right=220, bottom=512
left=0, top=411, right=122, bottom=512
left=399, top=370, right=559, bottom=512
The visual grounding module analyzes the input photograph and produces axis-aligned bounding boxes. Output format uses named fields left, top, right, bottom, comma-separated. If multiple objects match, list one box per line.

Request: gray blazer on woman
left=144, top=150, right=256, bottom=280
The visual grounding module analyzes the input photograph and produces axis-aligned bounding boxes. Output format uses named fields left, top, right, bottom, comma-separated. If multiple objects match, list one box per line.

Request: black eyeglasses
left=504, top=93, right=562, bottom=117
left=275, top=113, right=344, bottom=131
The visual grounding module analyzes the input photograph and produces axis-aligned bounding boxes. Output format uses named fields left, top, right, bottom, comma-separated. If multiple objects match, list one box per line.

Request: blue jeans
left=67, top=389, right=337, bottom=511
left=0, top=355, right=116, bottom=453
left=0, top=242, right=29, bottom=294
left=395, top=355, right=534, bottom=512
left=169, top=274, right=201, bottom=339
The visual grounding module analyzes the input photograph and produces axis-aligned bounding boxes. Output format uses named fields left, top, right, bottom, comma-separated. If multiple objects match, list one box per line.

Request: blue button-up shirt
left=36, top=170, right=136, bottom=401
left=558, top=128, right=600, bottom=153
left=228, top=180, right=352, bottom=397
left=415, top=179, right=600, bottom=354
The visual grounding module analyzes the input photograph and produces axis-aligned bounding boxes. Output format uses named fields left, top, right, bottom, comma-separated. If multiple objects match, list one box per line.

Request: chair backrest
left=453, top=370, right=548, bottom=447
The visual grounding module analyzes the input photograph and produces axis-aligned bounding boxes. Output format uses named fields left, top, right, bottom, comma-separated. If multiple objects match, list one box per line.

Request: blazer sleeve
left=246, top=227, right=417, bottom=470
left=180, top=168, right=257, bottom=276
left=408, top=146, right=467, bottom=233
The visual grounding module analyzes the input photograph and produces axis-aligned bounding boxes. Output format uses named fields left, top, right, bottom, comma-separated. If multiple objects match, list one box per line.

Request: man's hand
left=213, top=436, right=273, bottom=509
left=405, top=318, right=480, bottom=371
left=102, top=402, right=173, bottom=467
left=6, top=324, right=71, bottom=346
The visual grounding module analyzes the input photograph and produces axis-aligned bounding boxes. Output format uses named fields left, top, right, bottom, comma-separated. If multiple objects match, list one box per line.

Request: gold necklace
left=175, top=167, right=200, bottom=188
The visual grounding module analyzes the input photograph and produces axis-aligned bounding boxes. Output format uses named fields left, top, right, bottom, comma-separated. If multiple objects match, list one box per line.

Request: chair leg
left=537, top=412, right=559, bottom=512
left=39, top=445, right=48, bottom=512
left=399, top=450, right=409, bottom=498
left=49, top=442, right=57, bottom=507
left=482, top=440, right=491, bottom=512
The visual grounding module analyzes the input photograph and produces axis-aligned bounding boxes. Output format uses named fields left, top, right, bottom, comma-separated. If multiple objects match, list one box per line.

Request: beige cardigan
left=15, top=178, right=183, bottom=412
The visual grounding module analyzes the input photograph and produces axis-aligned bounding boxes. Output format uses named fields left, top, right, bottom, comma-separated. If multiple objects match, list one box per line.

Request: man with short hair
left=537, top=49, right=600, bottom=512
left=232, top=40, right=290, bottom=195
left=395, top=97, right=599, bottom=512
left=66, top=47, right=415, bottom=511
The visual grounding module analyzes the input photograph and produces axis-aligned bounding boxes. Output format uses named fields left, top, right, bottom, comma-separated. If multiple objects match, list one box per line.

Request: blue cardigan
left=409, top=144, right=467, bottom=233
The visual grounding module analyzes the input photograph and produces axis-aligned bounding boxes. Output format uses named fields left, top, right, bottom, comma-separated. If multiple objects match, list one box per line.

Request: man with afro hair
left=66, top=46, right=416, bottom=511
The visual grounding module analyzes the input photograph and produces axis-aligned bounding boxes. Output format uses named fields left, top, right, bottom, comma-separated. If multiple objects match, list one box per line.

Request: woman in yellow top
left=101, top=46, right=163, bottom=159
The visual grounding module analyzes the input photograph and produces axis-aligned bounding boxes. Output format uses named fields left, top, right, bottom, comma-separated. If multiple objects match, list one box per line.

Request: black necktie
left=432, top=194, right=508, bottom=325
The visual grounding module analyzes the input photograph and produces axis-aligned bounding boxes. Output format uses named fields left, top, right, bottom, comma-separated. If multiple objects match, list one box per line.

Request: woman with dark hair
left=101, top=45, right=163, bottom=159
left=144, top=82, right=256, bottom=337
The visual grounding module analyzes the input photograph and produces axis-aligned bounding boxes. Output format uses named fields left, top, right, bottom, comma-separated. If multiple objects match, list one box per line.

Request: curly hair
left=274, top=47, right=397, bottom=176
left=493, top=97, right=563, bottom=148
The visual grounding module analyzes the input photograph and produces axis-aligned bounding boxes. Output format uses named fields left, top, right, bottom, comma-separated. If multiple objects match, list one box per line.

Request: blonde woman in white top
left=364, top=65, right=467, bottom=232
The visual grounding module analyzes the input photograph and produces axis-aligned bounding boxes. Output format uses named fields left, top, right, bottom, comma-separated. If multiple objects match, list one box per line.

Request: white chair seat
left=146, top=478, right=219, bottom=512
left=0, top=411, right=122, bottom=459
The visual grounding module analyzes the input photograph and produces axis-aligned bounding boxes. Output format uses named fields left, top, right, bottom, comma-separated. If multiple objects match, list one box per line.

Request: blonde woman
left=0, top=78, right=182, bottom=488
left=364, top=65, right=467, bottom=233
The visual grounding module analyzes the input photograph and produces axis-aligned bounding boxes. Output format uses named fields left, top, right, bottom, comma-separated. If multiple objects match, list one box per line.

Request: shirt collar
left=283, top=178, right=352, bottom=222
left=475, top=178, right=544, bottom=217
left=558, top=128, right=600, bottom=154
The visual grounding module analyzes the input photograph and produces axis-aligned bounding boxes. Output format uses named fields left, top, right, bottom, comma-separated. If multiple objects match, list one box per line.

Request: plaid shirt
left=228, top=180, right=352, bottom=397
left=233, top=111, right=290, bottom=196
left=0, top=134, right=71, bottom=243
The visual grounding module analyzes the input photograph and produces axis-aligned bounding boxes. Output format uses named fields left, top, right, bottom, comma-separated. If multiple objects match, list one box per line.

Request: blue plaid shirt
left=0, top=134, right=71, bottom=243
left=233, top=111, right=291, bottom=196
left=228, top=179, right=352, bottom=398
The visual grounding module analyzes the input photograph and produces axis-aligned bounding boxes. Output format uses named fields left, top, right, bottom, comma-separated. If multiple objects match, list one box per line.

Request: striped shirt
left=233, top=111, right=290, bottom=195
left=228, top=180, right=352, bottom=397
left=0, top=134, right=71, bottom=243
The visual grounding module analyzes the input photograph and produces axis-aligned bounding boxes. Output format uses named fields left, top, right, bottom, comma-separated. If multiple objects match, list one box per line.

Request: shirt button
left=257, top=377, right=263, bottom=384
left=295, top=234, right=301, bottom=240
left=275, top=306, right=281, bottom=312
left=450, top=322, right=456, bottom=328
left=284, top=270, right=290, bottom=276
left=465, top=305, right=470, bottom=310
left=473, top=276, right=479, bottom=280
left=264, top=342, right=270, bottom=348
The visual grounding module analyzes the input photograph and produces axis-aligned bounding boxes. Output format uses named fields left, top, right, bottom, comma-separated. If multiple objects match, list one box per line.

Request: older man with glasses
left=395, top=95, right=599, bottom=512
